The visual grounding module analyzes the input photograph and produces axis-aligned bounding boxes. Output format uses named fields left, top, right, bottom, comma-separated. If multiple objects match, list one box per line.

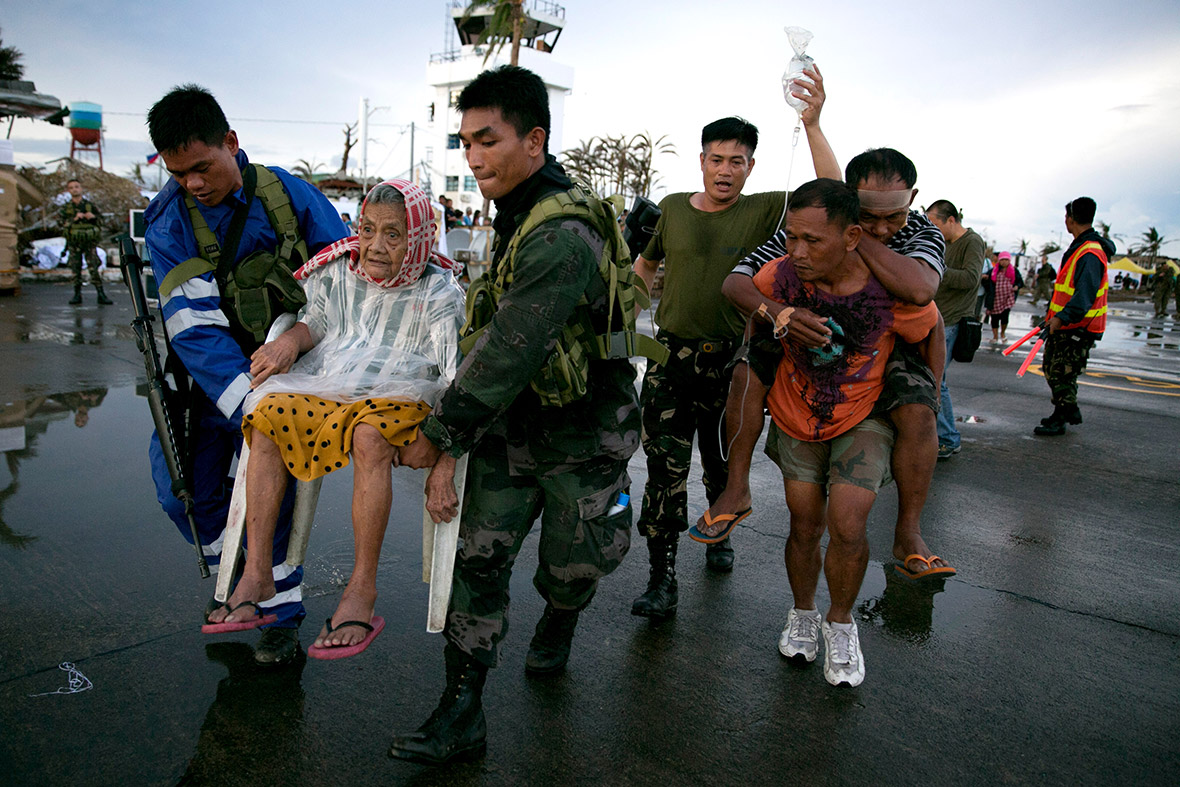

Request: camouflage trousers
left=445, top=436, right=632, bottom=668
left=67, top=240, right=103, bottom=288
left=1153, top=286, right=1173, bottom=317
left=1031, top=281, right=1053, bottom=306
left=1042, top=330, right=1096, bottom=406
left=636, top=331, right=734, bottom=539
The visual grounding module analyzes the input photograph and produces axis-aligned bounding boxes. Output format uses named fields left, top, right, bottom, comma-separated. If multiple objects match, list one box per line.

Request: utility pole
left=410, top=122, right=416, bottom=184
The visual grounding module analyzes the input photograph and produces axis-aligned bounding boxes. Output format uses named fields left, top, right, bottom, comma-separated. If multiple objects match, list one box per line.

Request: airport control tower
left=424, top=0, right=572, bottom=211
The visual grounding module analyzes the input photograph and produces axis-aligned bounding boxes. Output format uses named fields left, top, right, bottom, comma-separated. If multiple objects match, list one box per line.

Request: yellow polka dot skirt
left=243, top=394, right=430, bottom=482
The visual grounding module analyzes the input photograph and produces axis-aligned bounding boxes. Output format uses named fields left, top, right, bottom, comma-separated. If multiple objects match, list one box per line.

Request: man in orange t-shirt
left=751, top=179, right=940, bottom=688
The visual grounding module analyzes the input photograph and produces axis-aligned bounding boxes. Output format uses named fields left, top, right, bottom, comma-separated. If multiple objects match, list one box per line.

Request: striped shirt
left=732, top=210, right=946, bottom=280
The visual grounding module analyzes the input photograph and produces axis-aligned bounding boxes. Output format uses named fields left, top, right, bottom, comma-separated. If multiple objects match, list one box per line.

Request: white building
left=424, top=0, right=573, bottom=214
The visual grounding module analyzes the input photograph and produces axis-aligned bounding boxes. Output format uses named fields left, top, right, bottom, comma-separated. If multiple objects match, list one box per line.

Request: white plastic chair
left=214, top=313, right=466, bottom=633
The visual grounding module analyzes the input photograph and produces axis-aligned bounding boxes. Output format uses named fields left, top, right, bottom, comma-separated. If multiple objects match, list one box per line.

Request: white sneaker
left=822, top=619, right=865, bottom=687
left=778, top=607, right=822, bottom=661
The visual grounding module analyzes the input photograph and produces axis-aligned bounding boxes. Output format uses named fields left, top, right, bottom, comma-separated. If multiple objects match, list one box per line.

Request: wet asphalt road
left=1, top=279, right=1178, bottom=786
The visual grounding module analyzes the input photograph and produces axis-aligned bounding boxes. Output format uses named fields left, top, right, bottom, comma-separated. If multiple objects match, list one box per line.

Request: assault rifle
left=118, top=235, right=210, bottom=578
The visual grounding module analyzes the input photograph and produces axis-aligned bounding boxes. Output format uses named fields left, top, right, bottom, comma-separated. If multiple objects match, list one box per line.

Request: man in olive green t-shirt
left=630, top=117, right=784, bottom=616
left=926, top=200, right=985, bottom=456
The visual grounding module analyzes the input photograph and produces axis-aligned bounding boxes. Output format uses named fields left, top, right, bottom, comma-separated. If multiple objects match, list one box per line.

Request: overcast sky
left=7, top=0, right=1180, bottom=256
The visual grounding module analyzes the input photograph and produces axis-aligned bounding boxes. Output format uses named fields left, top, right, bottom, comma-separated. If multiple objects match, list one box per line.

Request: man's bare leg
left=696, top=362, right=766, bottom=538
left=889, top=403, right=949, bottom=572
left=212, top=434, right=288, bottom=623
left=823, top=484, right=875, bottom=623
left=314, top=423, right=394, bottom=649
left=783, top=480, right=826, bottom=610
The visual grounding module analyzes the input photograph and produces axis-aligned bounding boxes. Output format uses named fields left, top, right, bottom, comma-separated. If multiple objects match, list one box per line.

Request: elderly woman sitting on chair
left=206, top=179, right=465, bottom=658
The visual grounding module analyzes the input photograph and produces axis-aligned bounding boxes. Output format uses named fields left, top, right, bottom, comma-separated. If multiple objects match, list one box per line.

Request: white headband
left=858, top=189, right=913, bottom=212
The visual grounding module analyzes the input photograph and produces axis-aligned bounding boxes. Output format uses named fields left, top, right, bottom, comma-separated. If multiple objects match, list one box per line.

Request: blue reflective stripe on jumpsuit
left=143, top=149, right=347, bottom=628
left=149, top=390, right=303, bottom=626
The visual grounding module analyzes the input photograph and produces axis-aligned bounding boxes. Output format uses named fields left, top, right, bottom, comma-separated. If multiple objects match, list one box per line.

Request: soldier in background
left=1031, top=255, right=1056, bottom=307
left=1152, top=260, right=1175, bottom=318
left=59, top=179, right=111, bottom=305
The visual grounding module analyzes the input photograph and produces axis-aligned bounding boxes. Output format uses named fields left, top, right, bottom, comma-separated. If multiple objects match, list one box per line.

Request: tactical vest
left=459, top=182, right=669, bottom=407
left=64, top=201, right=101, bottom=245
left=157, top=165, right=309, bottom=347
left=1048, top=240, right=1108, bottom=334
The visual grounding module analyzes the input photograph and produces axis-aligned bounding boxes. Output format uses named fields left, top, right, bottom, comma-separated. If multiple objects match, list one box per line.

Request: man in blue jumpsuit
left=144, top=84, right=346, bottom=664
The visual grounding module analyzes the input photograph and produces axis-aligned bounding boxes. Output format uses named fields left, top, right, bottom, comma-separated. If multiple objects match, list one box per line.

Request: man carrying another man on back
left=751, top=178, right=941, bottom=686
left=708, top=65, right=954, bottom=584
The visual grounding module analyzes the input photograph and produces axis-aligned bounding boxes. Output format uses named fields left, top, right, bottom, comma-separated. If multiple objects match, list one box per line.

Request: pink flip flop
left=308, top=615, right=386, bottom=660
left=201, top=601, right=279, bottom=633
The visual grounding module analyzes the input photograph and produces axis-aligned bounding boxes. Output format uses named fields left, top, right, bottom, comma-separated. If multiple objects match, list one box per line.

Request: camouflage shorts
left=764, top=417, right=895, bottom=494
left=871, top=341, right=938, bottom=416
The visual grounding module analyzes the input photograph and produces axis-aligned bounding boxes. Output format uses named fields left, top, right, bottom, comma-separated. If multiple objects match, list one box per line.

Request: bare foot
left=695, top=487, right=752, bottom=539
left=314, top=588, right=377, bottom=649
left=892, top=535, right=951, bottom=571
left=207, top=572, right=276, bottom=624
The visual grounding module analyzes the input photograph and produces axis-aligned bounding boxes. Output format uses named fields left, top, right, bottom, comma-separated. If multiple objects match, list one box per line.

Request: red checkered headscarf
left=295, top=178, right=459, bottom=289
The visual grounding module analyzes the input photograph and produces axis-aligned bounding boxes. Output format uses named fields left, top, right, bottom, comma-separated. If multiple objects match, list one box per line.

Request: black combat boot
left=389, top=644, right=488, bottom=765
left=705, top=537, right=735, bottom=572
left=1061, top=403, right=1082, bottom=424
left=69, top=286, right=82, bottom=305
left=525, top=604, right=580, bottom=674
left=631, top=533, right=678, bottom=618
left=1039, top=405, right=1065, bottom=427
left=1034, top=408, right=1067, bottom=436
left=96, top=286, right=113, bottom=305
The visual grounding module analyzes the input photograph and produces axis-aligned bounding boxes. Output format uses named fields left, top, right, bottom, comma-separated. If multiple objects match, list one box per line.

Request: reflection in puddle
left=0, top=385, right=110, bottom=548
left=858, top=564, right=949, bottom=645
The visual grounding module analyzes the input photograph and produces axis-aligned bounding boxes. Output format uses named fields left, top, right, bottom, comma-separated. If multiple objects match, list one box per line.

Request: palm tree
left=0, top=28, right=24, bottom=81
left=1039, top=241, right=1061, bottom=257
left=560, top=138, right=609, bottom=196
left=626, top=132, right=677, bottom=198
left=1096, top=221, right=1124, bottom=254
left=1132, top=227, right=1168, bottom=267
left=1013, top=237, right=1029, bottom=267
left=561, top=132, right=678, bottom=202
left=464, top=0, right=525, bottom=66
left=291, top=159, right=326, bottom=183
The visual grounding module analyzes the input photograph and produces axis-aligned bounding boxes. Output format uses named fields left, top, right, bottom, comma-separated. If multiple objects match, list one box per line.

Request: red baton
left=1017, top=337, right=1045, bottom=377
left=1003, top=323, right=1045, bottom=356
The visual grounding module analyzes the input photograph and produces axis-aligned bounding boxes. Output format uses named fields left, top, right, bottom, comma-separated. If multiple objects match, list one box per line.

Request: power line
left=105, top=110, right=407, bottom=128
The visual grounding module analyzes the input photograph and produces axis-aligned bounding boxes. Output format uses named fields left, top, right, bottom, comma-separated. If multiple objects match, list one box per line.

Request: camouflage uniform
left=1152, top=265, right=1175, bottom=318
left=637, top=333, right=734, bottom=538
left=1032, top=263, right=1056, bottom=307
left=1042, top=330, right=1096, bottom=406
left=420, top=157, right=639, bottom=668
left=59, top=198, right=103, bottom=288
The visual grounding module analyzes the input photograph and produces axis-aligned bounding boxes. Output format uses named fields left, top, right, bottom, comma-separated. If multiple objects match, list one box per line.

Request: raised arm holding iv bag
left=782, top=27, right=815, bottom=114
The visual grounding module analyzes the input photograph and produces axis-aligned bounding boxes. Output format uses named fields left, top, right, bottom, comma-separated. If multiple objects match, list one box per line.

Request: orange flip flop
left=688, top=507, right=752, bottom=544
left=893, top=554, right=957, bottom=580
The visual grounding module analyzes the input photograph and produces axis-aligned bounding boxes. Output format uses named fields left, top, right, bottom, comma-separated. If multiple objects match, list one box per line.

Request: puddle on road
left=855, top=563, right=984, bottom=647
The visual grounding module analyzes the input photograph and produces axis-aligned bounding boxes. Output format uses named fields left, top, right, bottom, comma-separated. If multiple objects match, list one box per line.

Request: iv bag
left=782, top=26, right=815, bottom=112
